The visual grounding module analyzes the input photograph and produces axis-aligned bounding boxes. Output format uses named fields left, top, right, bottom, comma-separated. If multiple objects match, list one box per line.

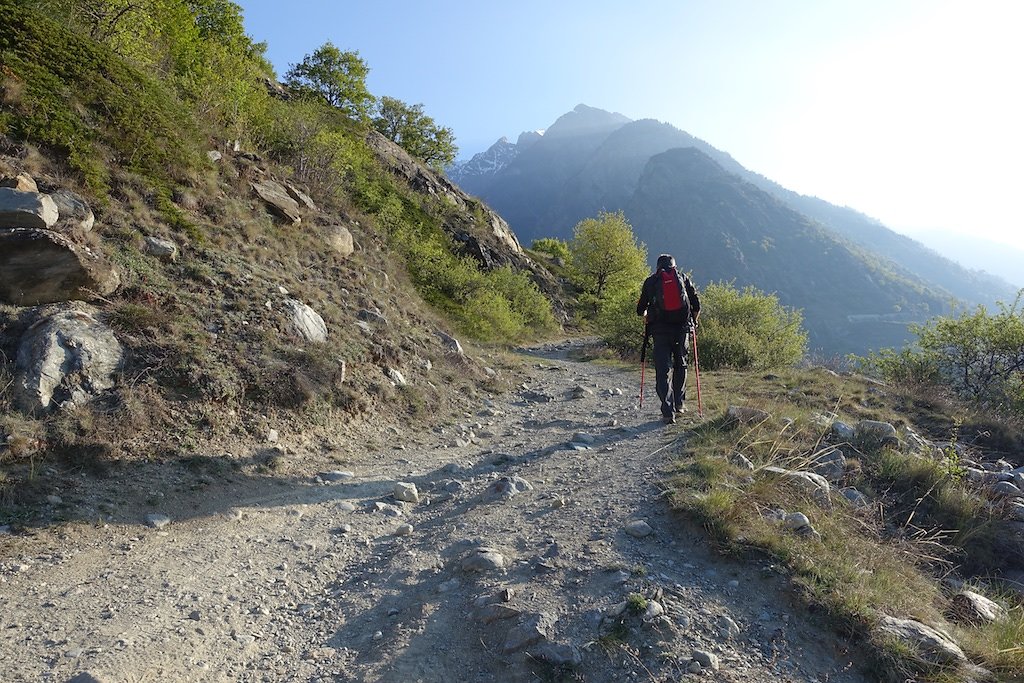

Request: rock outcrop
left=251, top=179, right=302, bottom=224
left=0, top=227, right=120, bottom=306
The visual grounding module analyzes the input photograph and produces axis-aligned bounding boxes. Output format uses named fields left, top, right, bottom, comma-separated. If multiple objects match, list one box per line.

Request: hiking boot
left=663, top=412, right=676, bottom=425
left=674, top=402, right=687, bottom=415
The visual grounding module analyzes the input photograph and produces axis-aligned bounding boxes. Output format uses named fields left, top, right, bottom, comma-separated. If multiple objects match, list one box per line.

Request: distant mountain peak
left=544, top=104, right=631, bottom=139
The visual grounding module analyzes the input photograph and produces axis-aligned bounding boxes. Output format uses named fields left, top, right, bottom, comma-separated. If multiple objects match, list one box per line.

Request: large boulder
left=0, top=172, right=38, bottom=192
left=0, top=228, right=120, bottom=305
left=14, top=306, right=124, bottom=413
left=876, top=616, right=966, bottom=666
left=251, top=179, right=301, bottom=223
left=0, top=187, right=58, bottom=228
left=322, top=224, right=354, bottom=257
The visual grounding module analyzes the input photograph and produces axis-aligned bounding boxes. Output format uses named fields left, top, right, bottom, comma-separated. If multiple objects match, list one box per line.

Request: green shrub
left=857, top=292, right=1024, bottom=417
left=697, top=282, right=807, bottom=370
left=531, top=237, right=570, bottom=261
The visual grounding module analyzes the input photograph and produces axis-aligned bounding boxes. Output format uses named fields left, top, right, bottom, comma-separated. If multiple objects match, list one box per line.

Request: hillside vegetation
left=0, top=0, right=560, bottom=515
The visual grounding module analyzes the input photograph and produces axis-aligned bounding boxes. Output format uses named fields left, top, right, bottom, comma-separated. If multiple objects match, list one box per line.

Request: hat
left=656, top=254, right=675, bottom=271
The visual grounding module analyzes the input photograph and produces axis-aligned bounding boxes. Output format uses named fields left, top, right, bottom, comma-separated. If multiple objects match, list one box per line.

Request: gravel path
left=0, top=341, right=867, bottom=682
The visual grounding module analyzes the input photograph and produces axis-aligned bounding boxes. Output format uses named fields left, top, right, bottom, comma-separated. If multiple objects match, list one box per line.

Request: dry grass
left=667, top=368, right=1024, bottom=681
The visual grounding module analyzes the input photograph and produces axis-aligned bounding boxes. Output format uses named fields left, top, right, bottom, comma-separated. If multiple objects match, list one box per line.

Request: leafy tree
left=372, top=96, right=457, bottom=169
left=696, top=282, right=807, bottom=370
left=568, top=211, right=647, bottom=315
left=285, top=42, right=374, bottom=120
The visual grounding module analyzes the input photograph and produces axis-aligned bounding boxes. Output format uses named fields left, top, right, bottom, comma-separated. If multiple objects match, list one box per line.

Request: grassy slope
left=667, top=367, right=1023, bottom=681
left=0, top=4, right=555, bottom=522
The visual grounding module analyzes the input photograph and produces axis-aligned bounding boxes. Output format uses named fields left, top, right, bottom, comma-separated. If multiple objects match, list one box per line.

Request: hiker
left=636, top=254, right=700, bottom=424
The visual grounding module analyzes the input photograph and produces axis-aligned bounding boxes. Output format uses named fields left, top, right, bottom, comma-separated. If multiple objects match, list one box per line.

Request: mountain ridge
left=449, top=105, right=1019, bottom=354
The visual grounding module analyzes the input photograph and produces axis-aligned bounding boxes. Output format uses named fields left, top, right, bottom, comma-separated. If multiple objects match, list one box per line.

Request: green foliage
left=0, top=0, right=201, bottom=191
left=595, top=288, right=645, bottom=354
left=530, top=237, right=570, bottom=261
left=696, top=282, right=807, bottom=370
left=859, top=292, right=1024, bottom=415
left=372, top=96, right=457, bottom=169
left=285, top=41, right=374, bottom=120
left=568, top=211, right=647, bottom=315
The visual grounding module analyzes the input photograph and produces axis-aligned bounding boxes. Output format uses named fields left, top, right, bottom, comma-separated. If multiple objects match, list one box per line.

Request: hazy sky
left=237, top=0, right=1024, bottom=252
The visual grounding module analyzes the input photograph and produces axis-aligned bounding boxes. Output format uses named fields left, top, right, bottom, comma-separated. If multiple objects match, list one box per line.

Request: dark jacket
left=637, top=268, right=701, bottom=336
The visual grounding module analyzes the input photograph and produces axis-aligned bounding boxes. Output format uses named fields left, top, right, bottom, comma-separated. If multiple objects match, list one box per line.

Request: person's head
left=656, top=254, right=675, bottom=271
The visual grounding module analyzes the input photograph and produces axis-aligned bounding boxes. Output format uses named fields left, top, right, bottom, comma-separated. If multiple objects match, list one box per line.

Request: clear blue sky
left=237, top=0, right=1024, bottom=252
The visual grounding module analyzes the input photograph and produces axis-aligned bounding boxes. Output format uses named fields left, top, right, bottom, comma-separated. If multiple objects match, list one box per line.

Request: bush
left=531, top=237, right=570, bottom=261
left=859, top=291, right=1024, bottom=416
left=696, top=282, right=807, bottom=370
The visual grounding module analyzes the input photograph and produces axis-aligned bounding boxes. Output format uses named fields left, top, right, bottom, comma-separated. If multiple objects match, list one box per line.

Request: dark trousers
left=652, top=329, right=688, bottom=415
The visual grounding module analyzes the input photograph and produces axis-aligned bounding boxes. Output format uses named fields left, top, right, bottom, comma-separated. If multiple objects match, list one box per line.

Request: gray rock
left=950, top=591, right=1007, bottom=625
left=145, top=513, right=171, bottom=529
left=282, top=298, right=327, bottom=343
left=15, top=306, right=124, bottom=413
left=0, top=228, right=120, bottom=306
left=462, top=547, right=505, bottom=572
left=357, top=308, right=388, bottom=325
left=373, top=502, right=404, bottom=517
left=475, top=603, right=520, bottom=624
left=206, top=150, right=222, bottom=163
left=0, top=172, right=38, bottom=192
left=571, top=432, right=596, bottom=444
left=393, top=482, right=419, bottom=503
left=726, top=405, right=771, bottom=425
left=784, top=512, right=811, bottom=531
left=570, top=385, right=593, bottom=399
left=763, top=466, right=830, bottom=498
left=49, top=189, right=95, bottom=233
left=528, top=642, right=581, bottom=667
left=830, top=420, right=855, bottom=442
left=143, top=236, right=179, bottom=261
left=692, top=649, right=720, bottom=670
left=841, top=487, right=870, bottom=508
left=284, top=183, right=316, bottom=211
left=251, top=179, right=301, bottom=223
left=0, top=187, right=58, bottom=228
left=856, top=420, right=899, bottom=447
left=876, top=616, right=966, bottom=665
left=483, top=476, right=533, bottom=502
left=624, top=519, right=653, bottom=538
left=502, top=612, right=554, bottom=654
left=718, top=615, right=740, bottom=638
left=1006, top=500, right=1024, bottom=522
left=812, top=448, right=847, bottom=481
left=393, top=523, right=414, bottom=536
left=437, top=331, right=464, bottom=355
left=323, top=224, right=354, bottom=257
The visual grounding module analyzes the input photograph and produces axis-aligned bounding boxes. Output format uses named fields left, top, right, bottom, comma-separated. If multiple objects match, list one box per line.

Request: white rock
left=0, top=187, right=58, bottom=228
left=692, top=649, right=720, bottom=670
left=462, top=548, right=505, bottom=572
left=386, top=367, right=407, bottom=386
left=393, top=482, right=419, bottom=503
left=876, top=616, right=966, bottom=665
left=283, top=299, right=327, bottom=343
left=144, top=236, right=179, bottom=261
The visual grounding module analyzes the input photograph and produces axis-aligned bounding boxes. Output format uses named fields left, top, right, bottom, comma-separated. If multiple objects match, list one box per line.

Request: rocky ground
left=0, top=341, right=869, bottom=683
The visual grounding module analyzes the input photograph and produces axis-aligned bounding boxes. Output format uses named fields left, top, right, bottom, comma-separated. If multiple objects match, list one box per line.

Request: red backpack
left=653, top=268, right=688, bottom=321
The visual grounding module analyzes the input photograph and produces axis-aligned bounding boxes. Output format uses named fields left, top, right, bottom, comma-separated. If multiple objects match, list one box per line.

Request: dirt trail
left=0, top=341, right=867, bottom=682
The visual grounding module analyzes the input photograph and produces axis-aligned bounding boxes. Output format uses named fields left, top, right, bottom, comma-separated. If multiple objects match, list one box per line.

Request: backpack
left=652, top=268, right=689, bottom=322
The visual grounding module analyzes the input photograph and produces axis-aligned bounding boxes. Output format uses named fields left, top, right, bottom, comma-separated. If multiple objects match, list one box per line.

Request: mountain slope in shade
left=627, top=148, right=947, bottom=352
left=451, top=105, right=1018, bottom=353
left=899, top=229, right=1024, bottom=290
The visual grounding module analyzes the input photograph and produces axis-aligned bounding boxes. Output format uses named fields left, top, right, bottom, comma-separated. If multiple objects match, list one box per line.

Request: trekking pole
left=639, top=325, right=650, bottom=409
left=691, top=325, right=704, bottom=418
